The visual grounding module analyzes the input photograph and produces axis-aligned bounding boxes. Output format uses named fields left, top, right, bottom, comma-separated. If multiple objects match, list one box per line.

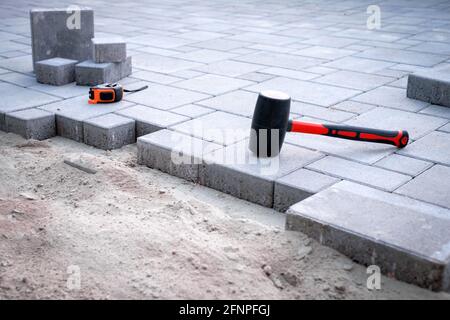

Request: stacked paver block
left=286, top=181, right=450, bottom=292
left=83, top=114, right=135, bottom=150
left=75, top=38, right=131, bottom=86
left=199, top=139, right=323, bottom=207
left=5, top=108, right=55, bottom=140
left=407, top=70, right=450, bottom=108
left=30, top=8, right=94, bottom=70
left=35, top=57, right=78, bottom=85
left=137, top=129, right=222, bottom=182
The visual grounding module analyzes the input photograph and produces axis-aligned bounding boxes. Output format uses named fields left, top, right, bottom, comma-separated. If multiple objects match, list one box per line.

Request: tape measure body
left=88, top=83, right=148, bottom=104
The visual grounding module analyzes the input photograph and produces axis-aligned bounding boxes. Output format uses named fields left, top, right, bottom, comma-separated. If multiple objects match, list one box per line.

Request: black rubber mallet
left=249, top=90, right=409, bottom=157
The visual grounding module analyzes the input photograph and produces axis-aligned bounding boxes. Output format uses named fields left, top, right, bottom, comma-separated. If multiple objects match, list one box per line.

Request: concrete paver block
left=286, top=181, right=450, bottom=292
left=83, top=113, right=135, bottom=150
left=395, top=165, right=450, bottom=209
left=30, top=8, right=94, bottom=70
left=39, top=96, right=134, bottom=142
left=170, top=104, right=214, bottom=118
left=398, top=131, right=450, bottom=166
left=35, top=57, right=78, bottom=86
left=93, top=38, right=127, bottom=63
left=173, top=74, right=254, bottom=95
left=407, top=71, right=450, bottom=108
left=374, top=154, right=432, bottom=177
left=5, top=108, right=55, bottom=140
left=199, top=140, right=323, bottom=207
left=137, top=129, right=221, bottom=182
left=306, top=156, right=411, bottom=192
left=116, top=105, right=189, bottom=137
left=197, top=90, right=258, bottom=118
left=75, top=57, right=132, bottom=86
left=274, top=168, right=339, bottom=212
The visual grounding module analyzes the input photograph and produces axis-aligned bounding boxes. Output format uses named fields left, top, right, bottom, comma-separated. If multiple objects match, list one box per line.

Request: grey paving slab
left=200, top=139, right=323, bottom=207
left=291, top=102, right=356, bottom=123
left=398, top=131, right=450, bottom=166
left=300, top=35, right=360, bottom=48
left=258, top=67, right=318, bottom=81
left=323, top=56, right=396, bottom=74
left=352, top=86, right=430, bottom=112
left=197, top=90, right=258, bottom=118
left=419, top=105, right=450, bottom=119
left=83, top=114, right=135, bottom=150
left=409, top=31, right=450, bottom=43
left=127, top=34, right=195, bottom=48
left=137, top=129, right=222, bottom=182
left=286, top=181, right=450, bottom=292
left=173, top=74, right=254, bottom=95
left=75, top=57, right=132, bottom=86
left=274, top=168, right=339, bottom=212
left=234, top=52, right=324, bottom=71
left=345, top=107, right=447, bottom=140
left=129, top=70, right=183, bottom=85
left=0, top=55, right=33, bottom=73
left=333, top=28, right=405, bottom=42
left=28, top=82, right=87, bottom=99
left=39, top=96, right=134, bottom=142
left=115, top=104, right=189, bottom=137
left=306, top=156, right=410, bottom=192
left=408, top=42, right=450, bottom=55
left=30, top=8, right=94, bottom=69
left=294, top=46, right=356, bottom=60
left=0, top=72, right=36, bottom=87
left=35, top=57, right=78, bottom=86
left=356, top=48, right=448, bottom=67
left=314, top=71, right=394, bottom=91
left=5, top=108, right=55, bottom=140
left=176, top=31, right=227, bottom=41
left=171, top=111, right=251, bottom=146
left=92, top=38, right=127, bottom=63
left=246, top=77, right=361, bottom=107
left=193, top=60, right=263, bottom=77
left=170, top=104, right=214, bottom=118
left=331, top=100, right=376, bottom=114
left=132, top=53, right=203, bottom=74
left=174, top=49, right=237, bottom=64
left=407, top=71, right=450, bottom=108
left=395, top=165, right=450, bottom=209
left=374, top=154, right=432, bottom=177
left=125, top=83, right=210, bottom=110
left=226, top=32, right=297, bottom=45
left=191, top=38, right=250, bottom=51
left=438, top=123, right=450, bottom=133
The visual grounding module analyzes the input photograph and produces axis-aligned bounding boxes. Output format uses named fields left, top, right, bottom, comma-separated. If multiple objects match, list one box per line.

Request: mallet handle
left=287, top=120, right=409, bottom=148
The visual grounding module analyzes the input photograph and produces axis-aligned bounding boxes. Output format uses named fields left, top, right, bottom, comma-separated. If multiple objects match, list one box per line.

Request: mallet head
left=249, top=90, right=291, bottom=158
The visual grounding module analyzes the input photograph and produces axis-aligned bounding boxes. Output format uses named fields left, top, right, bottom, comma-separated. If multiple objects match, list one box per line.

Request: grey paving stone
left=176, top=31, right=227, bottom=41
left=171, top=111, right=251, bottom=146
left=398, top=131, right=450, bottom=166
left=286, top=181, right=450, bottom=292
left=409, top=31, right=450, bottom=43
left=419, top=105, right=450, bottom=120
left=191, top=38, right=250, bottom=51
left=331, top=101, right=376, bottom=114
left=128, top=34, right=195, bottom=48
left=193, top=60, right=263, bottom=77
left=0, top=82, right=60, bottom=131
left=129, top=70, right=183, bottom=85
left=300, top=35, right=360, bottom=48
left=352, top=86, right=429, bottom=112
left=196, top=90, right=258, bottom=117
left=234, top=52, right=323, bottom=71
left=438, top=123, right=450, bottom=133
left=387, top=77, right=408, bottom=89
left=83, top=114, right=135, bottom=150
left=132, top=53, right=202, bottom=74
left=314, top=70, right=394, bottom=91
left=246, top=77, right=361, bottom=107
left=374, top=154, right=432, bottom=177
left=307, top=156, right=410, bottom=192
left=199, top=140, right=323, bottom=207
left=173, top=74, right=254, bottom=95
left=35, top=57, right=78, bottom=86
left=39, top=96, right=134, bottom=142
left=356, top=48, right=448, bottom=67
left=291, top=102, right=355, bottom=123
left=259, top=67, right=318, bottom=81
left=0, top=55, right=33, bottom=73
left=124, top=83, right=210, bottom=110
left=30, top=8, right=94, bottom=69
left=323, top=57, right=396, bottom=74
left=237, top=72, right=274, bottom=83
left=0, top=72, right=36, bottom=87
left=345, top=107, right=447, bottom=140
left=174, top=49, right=237, bottom=64
left=28, top=82, right=87, bottom=99
left=407, top=71, right=450, bottom=108
left=294, top=46, right=356, bottom=60
left=227, top=32, right=297, bottom=45
left=115, top=104, right=189, bottom=137
left=5, top=108, right=55, bottom=140
left=408, top=42, right=450, bottom=55
left=170, top=104, right=214, bottom=118
left=284, top=127, right=396, bottom=164
left=137, top=129, right=222, bottom=182
left=333, top=28, right=405, bottom=42
left=93, top=38, right=127, bottom=63
left=274, top=168, right=339, bottom=212
left=396, top=165, right=450, bottom=209
left=75, top=57, right=132, bottom=86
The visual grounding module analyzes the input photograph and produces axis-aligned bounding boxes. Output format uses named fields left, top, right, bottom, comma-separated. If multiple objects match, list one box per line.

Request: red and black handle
left=287, top=120, right=409, bottom=148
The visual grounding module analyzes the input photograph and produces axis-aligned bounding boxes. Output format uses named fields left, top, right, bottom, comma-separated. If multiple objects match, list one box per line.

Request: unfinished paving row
left=0, top=0, right=450, bottom=292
